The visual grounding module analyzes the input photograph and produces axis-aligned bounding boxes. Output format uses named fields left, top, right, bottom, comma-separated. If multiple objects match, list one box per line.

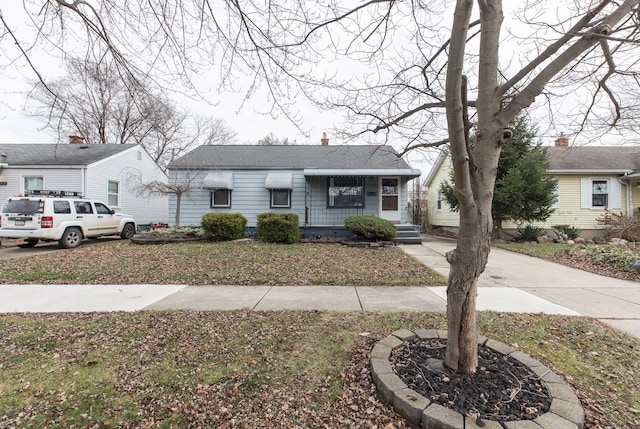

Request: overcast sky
left=1, top=2, right=638, bottom=178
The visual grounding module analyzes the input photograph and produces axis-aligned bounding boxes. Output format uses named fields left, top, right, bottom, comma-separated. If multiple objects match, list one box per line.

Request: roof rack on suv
left=27, top=190, right=83, bottom=198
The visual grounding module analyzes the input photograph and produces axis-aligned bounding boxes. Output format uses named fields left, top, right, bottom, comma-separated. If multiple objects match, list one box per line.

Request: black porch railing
left=304, top=206, right=366, bottom=226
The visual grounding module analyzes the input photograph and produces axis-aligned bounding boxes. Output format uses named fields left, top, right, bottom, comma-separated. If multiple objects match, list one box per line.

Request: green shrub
left=344, top=215, right=397, bottom=241
left=257, top=213, right=300, bottom=244
left=201, top=212, right=247, bottom=241
left=514, top=224, right=546, bottom=242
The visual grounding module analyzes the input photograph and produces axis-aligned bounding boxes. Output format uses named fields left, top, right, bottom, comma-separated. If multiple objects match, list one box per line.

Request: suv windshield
left=2, top=199, right=43, bottom=214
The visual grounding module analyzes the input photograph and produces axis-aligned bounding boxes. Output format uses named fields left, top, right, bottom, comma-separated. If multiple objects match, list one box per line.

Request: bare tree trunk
left=493, top=220, right=504, bottom=240
left=445, top=201, right=493, bottom=373
left=175, top=192, right=181, bottom=227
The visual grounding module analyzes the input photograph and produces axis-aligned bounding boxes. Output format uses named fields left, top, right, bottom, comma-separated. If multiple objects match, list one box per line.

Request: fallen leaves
left=0, top=311, right=638, bottom=428
left=0, top=241, right=445, bottom=286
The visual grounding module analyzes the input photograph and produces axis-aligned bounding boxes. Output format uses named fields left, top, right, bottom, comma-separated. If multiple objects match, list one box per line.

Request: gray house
left=167, top=142, right=422, bottom=241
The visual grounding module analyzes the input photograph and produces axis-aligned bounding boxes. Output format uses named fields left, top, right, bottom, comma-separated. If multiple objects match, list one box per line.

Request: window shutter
left=580, top=178, right=591, bottom=209
left=609, top=178, right=622, bottom=209
left=551, top=188, right=559, bottom=209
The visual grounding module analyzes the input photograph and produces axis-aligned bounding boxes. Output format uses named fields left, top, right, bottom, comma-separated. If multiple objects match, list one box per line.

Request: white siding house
left=0, top=142, right=168, bottom=226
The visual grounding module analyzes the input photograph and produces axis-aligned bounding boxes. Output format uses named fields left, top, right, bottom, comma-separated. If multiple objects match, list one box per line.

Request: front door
left=379, top=177, right=400, bottom=222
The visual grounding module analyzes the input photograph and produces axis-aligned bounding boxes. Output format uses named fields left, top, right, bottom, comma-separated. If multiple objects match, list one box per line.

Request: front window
left=211, top=189, right=231, bottom=208
left=108, top=181, right=119, bottom=207
left=95, top=202, right=113, bottom=215
left=436, top=190, right=442, bottom=211
left=592, top=180, right=608, bottom=207
left=23, top=176, right=43, bottom=195
left=271, top=189, right=291, bottom=208
left=327, top=177, right=364, bottom=208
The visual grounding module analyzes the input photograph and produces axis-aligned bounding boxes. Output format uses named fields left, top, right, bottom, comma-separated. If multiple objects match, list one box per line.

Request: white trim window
left=550, top=187, right=560, bottom=210
left=265, top=173, right=293, bottom=208
left=270, top=189, right=291, bottom=208
left=436, top=190, right=443, bottom=211
left=108, top=180, right=120, bottom=207
left=23, top=176, right=43, bottom=194
left=203, top=172, right=234, bottom=208
left=580, top=178, right=621, bottom=209
left=211, top=189, right=232, bottom=208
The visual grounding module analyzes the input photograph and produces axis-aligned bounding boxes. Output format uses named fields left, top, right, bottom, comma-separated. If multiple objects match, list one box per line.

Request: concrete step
left=394, top=225, right=422, bottom=244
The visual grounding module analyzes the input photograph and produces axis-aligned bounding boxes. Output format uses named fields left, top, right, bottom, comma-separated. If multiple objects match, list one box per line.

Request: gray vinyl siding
left=169, top=169, right=307, bottom=228
left=169, top=169, right=417, bottom=228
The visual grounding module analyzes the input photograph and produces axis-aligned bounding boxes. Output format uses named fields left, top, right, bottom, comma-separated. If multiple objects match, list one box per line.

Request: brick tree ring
left=370, top=329, right=585, bottom=429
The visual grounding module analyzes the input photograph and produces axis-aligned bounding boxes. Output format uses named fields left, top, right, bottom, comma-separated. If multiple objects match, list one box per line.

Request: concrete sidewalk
left=404, top=236, right=640, bottom=338
left=0, top=236, right=639, bottom=339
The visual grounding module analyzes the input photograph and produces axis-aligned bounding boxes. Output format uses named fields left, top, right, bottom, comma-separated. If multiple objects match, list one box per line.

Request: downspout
left=82, top=167, right=87, bottom=197
left=618, top=172, right=632, bottom=217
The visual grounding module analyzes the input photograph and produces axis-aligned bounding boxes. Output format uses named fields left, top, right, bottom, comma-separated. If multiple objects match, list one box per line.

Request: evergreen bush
left=344, top=215, right=397, bottom=241
left=257, top=212, right=299, bottom=243
left=201, top=212, right=247, bottom=241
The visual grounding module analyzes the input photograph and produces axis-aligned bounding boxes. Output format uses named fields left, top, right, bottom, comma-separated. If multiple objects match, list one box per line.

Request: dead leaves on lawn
left=0, top=241, right=444, bottom=286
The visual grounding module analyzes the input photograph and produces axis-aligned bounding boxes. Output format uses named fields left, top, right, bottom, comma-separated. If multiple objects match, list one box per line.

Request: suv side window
left=53, top=201, right=71, bottom=214
left=74, top=201, right=93, bottom=214
left=94, top=202, right=113, bottom=215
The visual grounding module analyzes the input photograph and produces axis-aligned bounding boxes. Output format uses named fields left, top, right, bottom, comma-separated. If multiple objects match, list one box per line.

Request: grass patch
left=493, top=242, right=576, bottom=259
left=0, top=311, right=637, bottom=428
left=0, top=241, right=446, bottom=286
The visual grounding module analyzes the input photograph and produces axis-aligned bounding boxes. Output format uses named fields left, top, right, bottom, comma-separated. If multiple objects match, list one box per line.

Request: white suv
left=0, top=190, right=137, bottom=249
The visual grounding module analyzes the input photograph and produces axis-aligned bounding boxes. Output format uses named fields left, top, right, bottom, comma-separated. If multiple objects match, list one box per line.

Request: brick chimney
left=554, top=132, right=569, bottom=147
left=69, top=132, right=85, bottom=144
left=321, top=132, right=329, bottom=146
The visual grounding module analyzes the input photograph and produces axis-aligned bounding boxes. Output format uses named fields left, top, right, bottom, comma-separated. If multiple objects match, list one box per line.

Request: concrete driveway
left=403, top=236, right=640, bottom=338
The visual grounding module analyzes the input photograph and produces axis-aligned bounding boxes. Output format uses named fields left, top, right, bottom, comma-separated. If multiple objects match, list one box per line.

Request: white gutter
left=548, top=169, right=632, bottom=174
left=617, top=172, right=634, bottom=216
left=303, top=168, right=421, bottom=177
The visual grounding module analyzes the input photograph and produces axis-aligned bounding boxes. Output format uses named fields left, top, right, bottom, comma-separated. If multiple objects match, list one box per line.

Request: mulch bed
left=552, top=253, right=640, bottom=282
left=390, top=338, right=552, bottom=425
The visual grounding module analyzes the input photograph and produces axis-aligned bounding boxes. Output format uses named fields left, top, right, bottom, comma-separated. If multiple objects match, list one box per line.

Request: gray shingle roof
left=0, top=144, right=136, bottom=166
left=168, top=145, right=414, bottom=170
left=547, top=146, right=640, bottom=173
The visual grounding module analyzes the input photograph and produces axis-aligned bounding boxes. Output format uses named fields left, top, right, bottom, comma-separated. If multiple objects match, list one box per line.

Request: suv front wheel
left=59, top=227, right=83, bottom=249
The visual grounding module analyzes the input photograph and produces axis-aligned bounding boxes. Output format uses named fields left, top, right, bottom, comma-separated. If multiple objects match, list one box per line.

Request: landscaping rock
left=609, top=237, right=629, bottom=246
left=372, top=330, right=584, bottom=429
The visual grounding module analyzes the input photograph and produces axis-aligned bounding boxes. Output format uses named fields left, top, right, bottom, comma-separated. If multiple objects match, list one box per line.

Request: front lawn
left=0, top=311, right=637, bottom=428
left=0, top=241, right=446, bottom=286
